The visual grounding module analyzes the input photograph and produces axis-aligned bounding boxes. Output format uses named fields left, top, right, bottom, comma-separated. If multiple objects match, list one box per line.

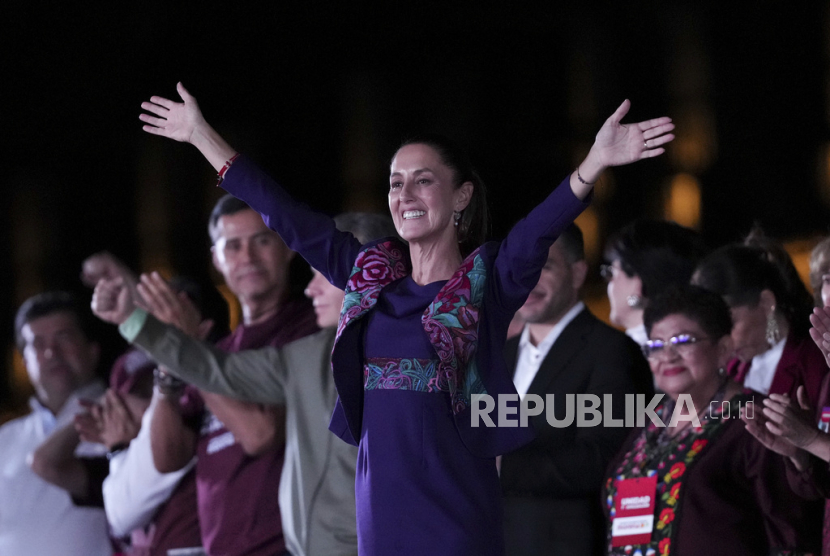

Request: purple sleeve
left=220, top=155, right=362, bottom=288
left=490, top=176, right=591, bottom=312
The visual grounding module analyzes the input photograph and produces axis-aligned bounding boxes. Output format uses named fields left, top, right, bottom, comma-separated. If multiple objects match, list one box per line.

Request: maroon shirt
left=181, top=298, right=318, bottom=556
left=129, top=470, right=202, bottom=556
left=727, top=332, right=829, bottom=409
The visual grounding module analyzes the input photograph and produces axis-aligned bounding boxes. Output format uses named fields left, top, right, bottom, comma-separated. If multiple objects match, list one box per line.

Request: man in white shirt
left=0, top=291, right=113, bottom=556
left=499, top=225, right=653, bottom=556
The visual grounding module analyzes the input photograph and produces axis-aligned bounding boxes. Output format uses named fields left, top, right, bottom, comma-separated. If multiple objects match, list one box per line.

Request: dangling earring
left=766, top=307, right=781, bottom=347
left=453, top=211, right=461, bottom=227
left=718, top=367, right=726, bottom=377
left=627, top=294, right=643, bottom=308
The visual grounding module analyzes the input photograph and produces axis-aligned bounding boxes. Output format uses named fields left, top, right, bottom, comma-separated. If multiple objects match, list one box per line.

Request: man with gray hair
left=93, top=212, right=397, bottom=556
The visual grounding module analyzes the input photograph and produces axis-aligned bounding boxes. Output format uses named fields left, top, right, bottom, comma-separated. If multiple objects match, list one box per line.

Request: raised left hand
left=138, top=272, right=210, bottom=339
left=590, top=99, right=675, bottom=169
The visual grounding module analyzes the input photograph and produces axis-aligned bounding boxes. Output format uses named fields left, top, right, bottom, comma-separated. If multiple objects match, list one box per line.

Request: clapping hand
left=75, top=390, right=145, bottom=451
left=138, top=272, right=213, bottom=340
left=742, top=403, right=801, bottom=459
left=75, top=399, right=104, bottom=445
left=809, top=306, right=830, bottom=368
left=761, top=387, right=819, bottom=449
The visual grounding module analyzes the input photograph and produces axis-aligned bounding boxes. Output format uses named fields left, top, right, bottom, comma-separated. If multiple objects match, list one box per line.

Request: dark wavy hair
left=604, top=219, right=707, bottom=300
left=15, top=291, right=97, bottom=350
left=396, top=134, right=489, bottom=256
left=691, top=244, right=813, bottom=339
left=644, top=284, right=733, bottom=340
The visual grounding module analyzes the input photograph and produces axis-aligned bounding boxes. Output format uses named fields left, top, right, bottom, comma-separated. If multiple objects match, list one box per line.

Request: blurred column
left=340, top=72, right=385, bottom=213
left=664, top=7, right=715, bottom=230
left=817, top=4, right=830, bottom=208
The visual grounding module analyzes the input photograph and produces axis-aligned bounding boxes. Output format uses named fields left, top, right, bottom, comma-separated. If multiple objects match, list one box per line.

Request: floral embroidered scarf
left=334, top=239, right=488, bottom=414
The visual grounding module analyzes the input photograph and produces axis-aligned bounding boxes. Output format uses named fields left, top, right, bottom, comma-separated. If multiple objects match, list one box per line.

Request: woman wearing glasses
left=603, top=285, right=821, bottom=555
left=601, top=220, right=706, bottom=347
left=692, top=244, right=828, bottom=410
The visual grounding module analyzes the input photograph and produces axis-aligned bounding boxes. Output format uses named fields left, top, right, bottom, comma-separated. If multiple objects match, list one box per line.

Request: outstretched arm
left=139, top=84, right=362, bottom=287
left=494, top=101, right=674, bottom=311
left=92, top=276, right=290, bottom=404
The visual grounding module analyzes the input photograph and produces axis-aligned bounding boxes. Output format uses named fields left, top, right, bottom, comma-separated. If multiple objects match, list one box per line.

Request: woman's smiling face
left=647, top=313, right=728, bottom=400
left=388, top=143, right=469, bottom=247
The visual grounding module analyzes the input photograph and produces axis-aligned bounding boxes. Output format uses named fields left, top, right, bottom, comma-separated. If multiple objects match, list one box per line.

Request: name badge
left=611, top=475, right=657, bottom=547
left=819, top=407, right=830, bottom=433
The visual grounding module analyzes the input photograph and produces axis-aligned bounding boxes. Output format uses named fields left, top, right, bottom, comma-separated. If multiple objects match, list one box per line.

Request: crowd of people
left=3, top=83, right=830, bottom=555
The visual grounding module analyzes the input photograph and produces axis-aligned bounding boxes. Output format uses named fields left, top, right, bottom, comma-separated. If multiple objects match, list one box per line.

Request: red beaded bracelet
left=216, top=153, right=240, bottom=186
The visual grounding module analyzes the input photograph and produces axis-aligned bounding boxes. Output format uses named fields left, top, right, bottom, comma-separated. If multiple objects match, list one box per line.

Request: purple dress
left=221, top=156, right=590, bottom=555
left=358, top=276, right=504, bottom=554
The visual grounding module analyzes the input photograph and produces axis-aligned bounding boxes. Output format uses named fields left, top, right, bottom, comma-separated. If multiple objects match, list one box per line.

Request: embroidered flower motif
left=365, top=358, right=443, bottom=392
left=658, top=538, right=670, bottom=556
left=665, top=483, right=681, bottom=506
left=352, top=247, right=399, bottom=290
left=656, top=508, right=675, bottom=530
left=687, top=438, right=708, bottom=458
left=335, top=241, right=410, bottom=340
left=421, top=248, right=486, bottom=412
left=663, top=462, right=685, bottom=484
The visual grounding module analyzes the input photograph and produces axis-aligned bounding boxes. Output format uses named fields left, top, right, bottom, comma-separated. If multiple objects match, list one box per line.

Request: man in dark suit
left=500, top=224, right=653, bottom=556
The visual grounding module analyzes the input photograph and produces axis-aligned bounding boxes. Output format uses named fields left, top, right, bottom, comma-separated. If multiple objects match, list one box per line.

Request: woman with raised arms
left=139, top=83, right=674, bottom=555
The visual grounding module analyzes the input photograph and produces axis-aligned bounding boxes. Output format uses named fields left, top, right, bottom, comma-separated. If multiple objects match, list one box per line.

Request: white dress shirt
left=513, top=302, right=585, bottom=398
left=0, top=382, right=113, bottom=556
left=103, top=395, right=196, bottom=537
left=743, top=337, right=786, bottom=395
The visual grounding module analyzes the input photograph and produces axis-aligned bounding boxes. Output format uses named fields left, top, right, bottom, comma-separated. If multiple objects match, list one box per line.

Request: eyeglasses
left=600, top=264, right=614, bottom=282
left=641, top=334, right=710, bottom=360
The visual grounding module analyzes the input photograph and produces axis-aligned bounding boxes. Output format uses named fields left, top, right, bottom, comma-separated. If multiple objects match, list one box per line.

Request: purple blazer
left=221, top=155, right=590, bottom=458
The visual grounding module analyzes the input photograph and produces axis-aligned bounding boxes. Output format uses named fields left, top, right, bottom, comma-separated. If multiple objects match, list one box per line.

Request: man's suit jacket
left=500, top=308, right=652, bottom=556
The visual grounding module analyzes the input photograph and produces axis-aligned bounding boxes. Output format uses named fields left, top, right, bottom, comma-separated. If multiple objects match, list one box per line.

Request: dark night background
left=2, top=2, right=829, bottom=419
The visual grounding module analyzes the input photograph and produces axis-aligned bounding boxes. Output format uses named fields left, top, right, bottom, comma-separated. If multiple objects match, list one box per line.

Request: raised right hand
left=139, top=82, right=206, bottom=144
left=761, top=389, right=820, bottom=449
left=91, top=277, right=136, bottom=325
left=741, top=404, right=800, bottom=458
